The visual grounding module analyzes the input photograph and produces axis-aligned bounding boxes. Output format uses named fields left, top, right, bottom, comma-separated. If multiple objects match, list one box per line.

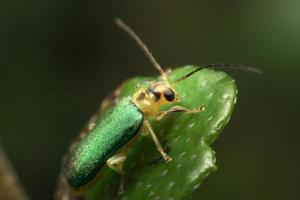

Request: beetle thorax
left=132, top=81, right=177, bottom=117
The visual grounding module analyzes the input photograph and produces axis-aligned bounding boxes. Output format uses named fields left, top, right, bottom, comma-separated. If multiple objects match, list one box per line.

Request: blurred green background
left=0, top=1, right=299, bottom=200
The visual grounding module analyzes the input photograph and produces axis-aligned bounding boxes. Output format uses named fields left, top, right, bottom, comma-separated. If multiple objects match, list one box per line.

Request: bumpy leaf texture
left=85, top=66, right=237, bottom=200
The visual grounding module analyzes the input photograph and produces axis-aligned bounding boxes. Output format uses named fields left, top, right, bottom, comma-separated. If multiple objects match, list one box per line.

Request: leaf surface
left=85, top=66, right=237, bottom=200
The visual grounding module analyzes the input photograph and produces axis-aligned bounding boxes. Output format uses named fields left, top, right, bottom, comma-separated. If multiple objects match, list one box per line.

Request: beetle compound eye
left=152, top=91, right=161, bottom=100
left=164, top=89, right=175, bottom=101
left=147, top=86, right=161, bottom=101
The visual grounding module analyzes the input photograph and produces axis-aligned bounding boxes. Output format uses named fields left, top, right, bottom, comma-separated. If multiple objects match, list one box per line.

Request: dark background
left=0, top=1, right=299, bottom=200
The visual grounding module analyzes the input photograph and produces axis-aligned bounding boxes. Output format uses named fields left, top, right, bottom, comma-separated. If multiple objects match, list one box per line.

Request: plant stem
left=0, top=144, right=29, bottom=200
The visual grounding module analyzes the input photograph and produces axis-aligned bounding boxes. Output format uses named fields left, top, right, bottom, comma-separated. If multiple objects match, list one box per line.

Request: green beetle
left=61, top=18, right=260, bottom=192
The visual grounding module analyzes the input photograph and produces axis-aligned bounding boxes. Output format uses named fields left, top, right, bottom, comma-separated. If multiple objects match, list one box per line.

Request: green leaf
left=85, top=65, right=237, bottom=200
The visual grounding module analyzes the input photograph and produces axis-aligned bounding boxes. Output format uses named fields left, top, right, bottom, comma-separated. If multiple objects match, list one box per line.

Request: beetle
left=62, top=18, right=260, bottom=191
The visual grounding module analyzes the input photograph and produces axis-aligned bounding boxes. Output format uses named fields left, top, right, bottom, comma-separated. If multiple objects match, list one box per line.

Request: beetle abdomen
left=63, top=97, right=143, bottom=188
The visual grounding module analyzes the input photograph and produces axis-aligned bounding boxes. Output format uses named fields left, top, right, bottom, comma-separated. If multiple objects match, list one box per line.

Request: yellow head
left=132, top=80, right=177, bottom=116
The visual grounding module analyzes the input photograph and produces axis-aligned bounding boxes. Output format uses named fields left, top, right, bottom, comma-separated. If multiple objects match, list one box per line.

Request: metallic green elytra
left=63, top=97, right=143, bottom=188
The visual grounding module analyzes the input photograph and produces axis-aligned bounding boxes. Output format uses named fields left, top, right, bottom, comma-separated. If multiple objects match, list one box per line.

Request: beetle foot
left=163, top=154, right=172, bottom=163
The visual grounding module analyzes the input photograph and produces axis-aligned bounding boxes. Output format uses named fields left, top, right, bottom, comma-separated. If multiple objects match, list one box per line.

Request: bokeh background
left=0, top=1, right=299, bottom=200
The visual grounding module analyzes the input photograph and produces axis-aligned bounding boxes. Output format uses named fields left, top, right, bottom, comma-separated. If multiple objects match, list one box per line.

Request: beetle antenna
left=115, top=18, right=167, bottom=79
left=174, top=63, right=262, bottom=83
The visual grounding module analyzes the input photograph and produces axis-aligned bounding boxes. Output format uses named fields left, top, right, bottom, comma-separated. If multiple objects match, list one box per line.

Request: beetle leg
left=148, top=140, right=170, bottom=165
left=144, top=120, right=172, bottom=163
left=106, top=132, right=139, bottom=174
left=106, top=153, right=127, bottom=175
left=140, top=124, right=149, bottom=136
left=107, top=153, right=127, bottom=195
left=156, top=105, right=205, bottom=121
left=165, top=67, right=172, bottom=75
